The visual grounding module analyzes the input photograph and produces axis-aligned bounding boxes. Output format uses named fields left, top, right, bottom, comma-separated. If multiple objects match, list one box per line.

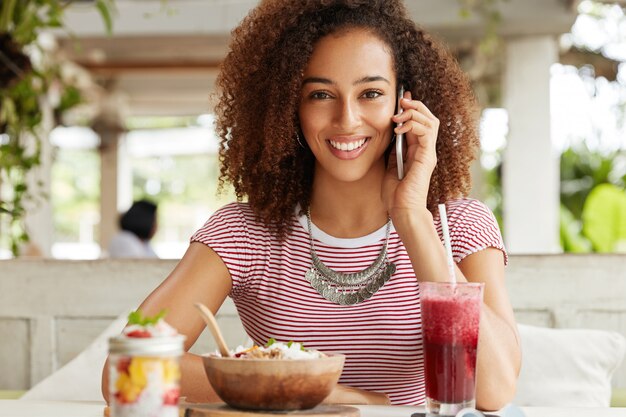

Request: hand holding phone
left=395, top=86, right=405, bottom=180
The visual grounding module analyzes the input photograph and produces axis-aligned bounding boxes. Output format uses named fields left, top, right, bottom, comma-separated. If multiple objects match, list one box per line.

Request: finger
left=398, top=97, right=438, bottom=122
left=394, top=120, right=429, bottom=136
left=415, top=101, right=438, bottom=122
left=392, top=108, right=433, bottom=126
left=394, top=120, right=437, bottom=137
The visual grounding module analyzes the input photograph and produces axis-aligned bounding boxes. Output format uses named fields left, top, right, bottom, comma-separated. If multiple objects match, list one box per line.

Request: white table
left=1, top=400, right=625, bottom=417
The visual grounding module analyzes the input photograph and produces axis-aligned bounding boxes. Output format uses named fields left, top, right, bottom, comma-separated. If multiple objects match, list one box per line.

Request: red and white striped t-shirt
left=191, top=198, right=506, bottom=405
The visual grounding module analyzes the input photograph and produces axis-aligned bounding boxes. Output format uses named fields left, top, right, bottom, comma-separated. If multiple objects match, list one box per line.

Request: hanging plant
left=0, top=0, right=114, bottom=256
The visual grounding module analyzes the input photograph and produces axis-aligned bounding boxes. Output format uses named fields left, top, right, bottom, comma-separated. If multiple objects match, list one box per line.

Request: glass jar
left=108, top=335, right=185, bottom=417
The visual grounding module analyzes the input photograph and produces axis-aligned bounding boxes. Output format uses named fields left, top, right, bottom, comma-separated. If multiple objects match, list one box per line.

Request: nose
left=333, top=96, right=360, bottom=130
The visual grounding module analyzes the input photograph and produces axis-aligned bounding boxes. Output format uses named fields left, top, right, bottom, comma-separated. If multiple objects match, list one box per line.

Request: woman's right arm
left=101, top=241, right=233, bottom=403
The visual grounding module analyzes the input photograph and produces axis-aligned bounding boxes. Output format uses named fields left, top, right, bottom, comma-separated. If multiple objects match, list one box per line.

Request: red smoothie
left=420, top=283, right=482, bottom=405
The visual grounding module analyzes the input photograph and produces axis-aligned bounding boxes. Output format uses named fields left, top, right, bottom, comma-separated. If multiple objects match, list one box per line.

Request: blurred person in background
left=108, top=200, right=159, bottom=258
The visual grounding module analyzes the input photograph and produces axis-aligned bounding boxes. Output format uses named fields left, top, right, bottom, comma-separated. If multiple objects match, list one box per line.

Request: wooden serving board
left=183, top=403, right=360, bottom=417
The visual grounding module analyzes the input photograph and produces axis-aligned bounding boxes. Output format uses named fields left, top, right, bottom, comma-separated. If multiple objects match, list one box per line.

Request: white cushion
left=20, top=312, right=129, bottom=402
left=514, top=323, right=626, bottom=407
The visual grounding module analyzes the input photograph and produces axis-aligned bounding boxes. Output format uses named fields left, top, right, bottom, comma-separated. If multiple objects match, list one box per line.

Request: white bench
left=1, top=255, right=625, bottom=404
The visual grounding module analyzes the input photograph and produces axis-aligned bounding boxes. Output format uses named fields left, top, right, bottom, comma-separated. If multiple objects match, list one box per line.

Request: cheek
left=299, top=106, right=327, bottom=138
left=365, top=106, right=395, bottom=136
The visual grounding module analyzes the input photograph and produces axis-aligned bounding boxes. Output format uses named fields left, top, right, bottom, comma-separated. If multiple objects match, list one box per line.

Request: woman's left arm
left=458, top=248, right=521, bottom=411
left=393, top=212, right=521, bottom=411
left=386, top=93, right=520, bottom=409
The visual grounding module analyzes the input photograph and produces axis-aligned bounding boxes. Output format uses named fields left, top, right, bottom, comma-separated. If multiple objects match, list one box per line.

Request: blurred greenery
left=560, top=145, right=626, bottom=252
left=0, top=0, right=114, bottom=256
left=130, top=152, right=236, bottom=251
left=482, top=162, right=503, bottom=229
left=581, top=183, right=626, bottom=252
left=47, top=133, right=238, bottom=258
left=560, top=145, right=625, bottom=219
left=51, top=148, right=99, bottom=244
left=559, top=203, right=593, bottom=253
left=49, top=146, right=236, bottom=258
left=483, top=145, right=626, bottom=253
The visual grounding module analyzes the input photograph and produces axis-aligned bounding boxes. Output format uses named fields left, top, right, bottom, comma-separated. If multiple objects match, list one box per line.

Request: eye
left=309, top=91, right=333, bottom=100
left=362, top=89, right=383, bottom=99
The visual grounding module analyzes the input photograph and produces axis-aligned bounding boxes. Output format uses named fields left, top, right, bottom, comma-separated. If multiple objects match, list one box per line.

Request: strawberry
left=116, top=358, right=131, bottom=373
left=162, top=387, right=180, bottom=405
left=126, top=329, right=152, bottom=338
left=114, top=392, right=128, bottom=404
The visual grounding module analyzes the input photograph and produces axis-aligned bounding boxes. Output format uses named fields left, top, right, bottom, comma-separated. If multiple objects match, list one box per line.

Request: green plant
left=582, top=183, right=626, bottom=252
left=482, top=145, right=626, bottom=253
left=0, top=0, right=114, bottom=255
left=560, top=204, right=593, bottom=253
left=561, top=183, right=626, bottom=253
left=560, top=145, right=622, bottom=218
left=559, top=145, right=626, bottom=253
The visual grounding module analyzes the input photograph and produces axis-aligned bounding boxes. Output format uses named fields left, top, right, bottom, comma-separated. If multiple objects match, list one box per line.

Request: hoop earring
left=296, top=131, right=306, bottom=149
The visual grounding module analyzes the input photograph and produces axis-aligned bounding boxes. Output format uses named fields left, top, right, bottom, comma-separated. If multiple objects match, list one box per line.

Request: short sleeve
left=190, top=203, right=252, bottom=297
left=444, top=199, right=508, bottom=265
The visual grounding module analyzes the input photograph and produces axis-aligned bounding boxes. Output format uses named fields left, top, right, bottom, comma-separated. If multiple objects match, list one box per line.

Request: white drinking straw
left=438, top=203, right=456, bottom=284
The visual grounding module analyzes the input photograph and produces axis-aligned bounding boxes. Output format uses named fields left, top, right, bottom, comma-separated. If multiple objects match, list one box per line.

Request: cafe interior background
left=1, top=0, right=626, bottom=409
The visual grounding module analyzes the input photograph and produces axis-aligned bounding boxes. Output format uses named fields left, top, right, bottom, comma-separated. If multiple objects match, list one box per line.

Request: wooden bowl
left=201, top=353, right=345, bottom=411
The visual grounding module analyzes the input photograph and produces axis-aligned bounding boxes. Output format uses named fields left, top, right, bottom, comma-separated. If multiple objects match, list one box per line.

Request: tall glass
left=108, top=335, right=185, bottom=417
left=420, top=282, right=484, bottom=416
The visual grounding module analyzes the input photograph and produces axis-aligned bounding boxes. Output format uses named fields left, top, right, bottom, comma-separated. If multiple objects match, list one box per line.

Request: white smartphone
left=395, top=85, right=405, bottom=180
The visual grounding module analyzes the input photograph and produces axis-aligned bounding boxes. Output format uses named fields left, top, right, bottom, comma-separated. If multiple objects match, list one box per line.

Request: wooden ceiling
left=57, top=0, right=583, bottom=117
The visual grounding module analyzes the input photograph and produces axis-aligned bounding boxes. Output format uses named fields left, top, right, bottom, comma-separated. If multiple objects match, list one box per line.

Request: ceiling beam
left=61, top=0, right=579, bottom=40
left=77, top=60, right=221, bottom=74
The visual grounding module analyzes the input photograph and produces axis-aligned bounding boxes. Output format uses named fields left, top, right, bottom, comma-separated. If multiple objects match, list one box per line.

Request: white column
left=117, top=135, right=132, bottom=212
left=94, top=89, right=129, bottom=254
left=96, top=123, right=124, bottom=253
left=502, top=36, right=560, bottom=254
left=23, top=99, right=54, bottom=257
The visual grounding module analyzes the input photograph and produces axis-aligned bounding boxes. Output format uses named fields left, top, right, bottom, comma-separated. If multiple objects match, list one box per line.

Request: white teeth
left=330, top=138, right=367, bottom=151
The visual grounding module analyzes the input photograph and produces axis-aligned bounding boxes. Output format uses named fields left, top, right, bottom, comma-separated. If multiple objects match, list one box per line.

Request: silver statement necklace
left=304, top=208, right=396, bottom=305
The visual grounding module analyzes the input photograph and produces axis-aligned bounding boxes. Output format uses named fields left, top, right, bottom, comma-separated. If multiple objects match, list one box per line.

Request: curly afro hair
left=214, top=0, right=480, bottom=237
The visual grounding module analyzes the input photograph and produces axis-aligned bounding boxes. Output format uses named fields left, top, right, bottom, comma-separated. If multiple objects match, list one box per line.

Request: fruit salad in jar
left=109, top=310, right=185, bottom=417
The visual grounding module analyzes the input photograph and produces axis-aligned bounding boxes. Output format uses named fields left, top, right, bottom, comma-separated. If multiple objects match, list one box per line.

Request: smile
left=328, top=138, right=368, bottom=151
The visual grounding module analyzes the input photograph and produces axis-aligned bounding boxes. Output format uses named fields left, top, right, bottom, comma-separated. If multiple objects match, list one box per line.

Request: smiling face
left=298, top=27, right=398, bottom=184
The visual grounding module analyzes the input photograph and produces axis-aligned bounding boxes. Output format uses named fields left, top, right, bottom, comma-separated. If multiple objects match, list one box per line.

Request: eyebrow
left=302, top=75, right=390, bottom=86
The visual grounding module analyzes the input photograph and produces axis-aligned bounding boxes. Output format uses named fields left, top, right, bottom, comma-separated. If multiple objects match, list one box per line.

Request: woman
left=103, top=0, right=520, bottom=409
